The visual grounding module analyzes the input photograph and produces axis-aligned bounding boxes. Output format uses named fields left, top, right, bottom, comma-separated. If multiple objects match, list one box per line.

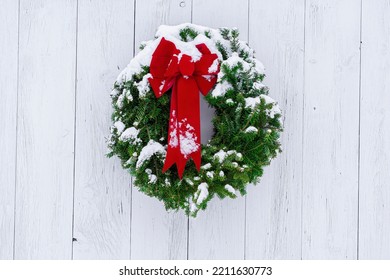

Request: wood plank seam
left=301, top=0, right=307, bottom=261
left=71, top=0, right=80, bottom=260
left=12, top=0, right=22, bottom=261
left=356, top=0, right=363, bottom=260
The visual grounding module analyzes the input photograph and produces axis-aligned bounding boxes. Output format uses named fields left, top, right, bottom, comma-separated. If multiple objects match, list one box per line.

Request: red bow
left=148, top=37, right=219, bottom=178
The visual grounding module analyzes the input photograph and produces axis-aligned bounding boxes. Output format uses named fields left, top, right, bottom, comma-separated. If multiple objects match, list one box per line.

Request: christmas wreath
left=108, top=24, right=282, bottom=216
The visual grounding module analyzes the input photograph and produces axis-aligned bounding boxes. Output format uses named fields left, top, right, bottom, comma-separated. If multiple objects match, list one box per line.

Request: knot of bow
left=148, top=37, right=220, bottom=178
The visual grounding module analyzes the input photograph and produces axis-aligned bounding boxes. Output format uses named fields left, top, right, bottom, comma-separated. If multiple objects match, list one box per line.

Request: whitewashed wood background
left=1, top=0, right=389, bottom=260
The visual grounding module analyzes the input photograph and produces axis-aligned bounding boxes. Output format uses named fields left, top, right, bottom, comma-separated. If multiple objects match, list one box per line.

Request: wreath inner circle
left=108, top=24, right=282, bottom=216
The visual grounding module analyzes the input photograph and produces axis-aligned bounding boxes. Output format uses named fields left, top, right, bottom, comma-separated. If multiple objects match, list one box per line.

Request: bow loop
left=148, top=37, right=220, bottom=178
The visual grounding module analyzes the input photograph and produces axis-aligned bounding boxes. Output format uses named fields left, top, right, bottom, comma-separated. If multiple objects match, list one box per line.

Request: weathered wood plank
left=302, top=0, right=360, bottom=259
left=14, top=0, right=77, bottom=259
left=245, top=0, right=304, bottom=259
left=72, top=0, right=134, bottom=259
left=359, top=0, right=390, bottom=259
left=0, top=0, right=18, bottom=260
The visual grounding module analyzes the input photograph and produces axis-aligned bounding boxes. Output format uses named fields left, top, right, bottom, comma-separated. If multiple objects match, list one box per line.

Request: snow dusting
left=145, top=168, right=157, bottom=184
left=225, top=184, right=236, bottom=195
left=136, top=140, right=166, bottom=169
left=268, top=105, right=282, bottom=119
left=253, top=81, right=266, bottom=90
left=192, top=33, right=224, bottom=60
left=245, top=126, right=258, bottom=133
left=213, top=149, right=228, bottom=163
left=156, top=24, right=228, bottom=60
left=253, top=58, right=265, bottom=75
left=149, top=175, right=157, bottom=184
left=211, top=81, right=232, bottom=97
left=208, top=58, right=219, bottom=73
left=110, top=88, right=120, bottom=97
left=116, top=37, right=167, bottom=84
left=114, top=121, right=125, bottom=134
left=169, top=110, right=179, bottom=148
left=178, top=119, right=199, bottom=158
left=185, top=178, right=194, bottom=186
left=226, top=98, right=234, bottom=105
left=135, top=73, right=152, bottom=98
left=124, top=89, right=133, bottom=101
left=115, top=23, right=246, bottom=86
left=244, top=94, right=281, bottom=118
left=223, top=52, right=250, bottom=71
left=202, top=75, right=213, bottom=82
left=119, top=127, right=140, bottom=142
left=116, top=94, right=125, bottom=108
left=196, top=183, right=209, bottom=204
left=238, top=40, right=254, bottom=57
left=189, top=199, right=197, bottom=213
left=201, top=163, right=212, bottom=170
left=244, top=97, right=261, bottom=109
left=261, top=94, right=277, bottom=105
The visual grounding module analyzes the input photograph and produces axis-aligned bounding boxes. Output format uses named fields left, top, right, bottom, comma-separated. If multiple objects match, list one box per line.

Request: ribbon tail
left=176, top=77, right=202, bottom=172
left=162, top=78, right=202, bottom=179
left=162, top=82, right=190, bottom=179
left=162, top=83, right=180, bottom=174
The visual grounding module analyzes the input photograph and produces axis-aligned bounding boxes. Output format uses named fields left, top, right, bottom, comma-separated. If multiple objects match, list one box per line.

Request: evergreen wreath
left=108, top=24, right=282, bottom=217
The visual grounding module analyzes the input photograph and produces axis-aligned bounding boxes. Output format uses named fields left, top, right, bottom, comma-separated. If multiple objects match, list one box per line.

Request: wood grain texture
left=130, top=0, right=190, bottom=260
left=0, top=0, right=18, bottom=260
left=72, top=0, right=134, bottom=259
left=14, top=0, right=77, bottom=259
left=188, top=0, right=248, bottom=260
left=359, top=0, right=390, bottom=259
left=302, top=0, right=360, bottom=259
left=245, top=0, right=304, bottom=259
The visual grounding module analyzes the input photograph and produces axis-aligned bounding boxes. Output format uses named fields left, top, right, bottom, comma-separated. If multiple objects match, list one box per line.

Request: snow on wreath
left=107, top=23, right=282, bottom=217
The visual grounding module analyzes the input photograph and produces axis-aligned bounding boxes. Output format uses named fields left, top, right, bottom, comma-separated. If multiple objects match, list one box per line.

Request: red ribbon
left=148, top=37, right=219, bottom=178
